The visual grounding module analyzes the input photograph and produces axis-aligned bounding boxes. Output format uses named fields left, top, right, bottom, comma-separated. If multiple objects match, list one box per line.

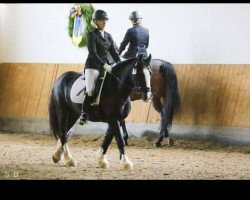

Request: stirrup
left=79, top=113, right=88, bottom=125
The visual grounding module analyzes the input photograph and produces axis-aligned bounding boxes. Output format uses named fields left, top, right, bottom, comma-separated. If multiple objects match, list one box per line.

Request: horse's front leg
left=110, top=120, right=133, bottom=170
left=97, top=126, right=113, bottom=169
left=120, top=120, right=129, bottom=146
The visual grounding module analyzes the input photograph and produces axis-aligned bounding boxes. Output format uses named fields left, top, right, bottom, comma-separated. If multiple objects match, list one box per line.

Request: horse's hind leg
left=62, top=116, right=79, bottom=167
left=155, top=106, right=174, bottom=147
left=110, top=121, right=133, bottom=170
left=168, top=137, right=174, bottom=146
left=155, top=109, right=165, bottom=147
left=97, top=126, right=113, bottom=169
left=155, top=124, right=174, bottom=147
left=53, top=139, right=77, bottom=167
left=52, top=139, right=64, bottom=163
left=120, top=120, right=129, bottom=146
left=52, top=113, right=78, bottom=167
left=63, top=143, right=77, bottom=167
left=155, top=131, right=164, bottom=147
left=164, top=130, right=174, bottom=146
left=162, top=129, right=174, bottom=147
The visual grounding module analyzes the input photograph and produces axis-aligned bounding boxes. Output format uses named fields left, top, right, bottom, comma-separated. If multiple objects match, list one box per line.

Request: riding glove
left=103, top=63, right=112, bottom=73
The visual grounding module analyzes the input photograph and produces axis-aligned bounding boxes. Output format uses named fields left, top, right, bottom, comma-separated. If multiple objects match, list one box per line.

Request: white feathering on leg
left=120, top=154, right=133, bottom=170
left=96, top=148, right=104, bottom=157
left=63, top=144, right=77, bottom=167
left=96, top=148, right=109, bottom=169
left=52, top=139, right=64, bottom=163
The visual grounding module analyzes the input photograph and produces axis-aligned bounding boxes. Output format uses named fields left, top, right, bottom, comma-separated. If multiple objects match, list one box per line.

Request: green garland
left=68, top=3, right=95, bottom=48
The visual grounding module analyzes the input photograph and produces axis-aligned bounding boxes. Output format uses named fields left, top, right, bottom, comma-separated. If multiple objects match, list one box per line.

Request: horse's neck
left=105, top=61, right=135, bottom=98
left=112, top=58, right=136, bottom=84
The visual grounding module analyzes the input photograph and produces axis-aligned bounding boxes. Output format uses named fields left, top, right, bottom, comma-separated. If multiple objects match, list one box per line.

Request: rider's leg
left=79, top=69, right=99, bottom=125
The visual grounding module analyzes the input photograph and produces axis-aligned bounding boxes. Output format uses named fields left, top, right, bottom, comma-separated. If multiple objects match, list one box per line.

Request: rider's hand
left=103, top=63, right=112, bottom=73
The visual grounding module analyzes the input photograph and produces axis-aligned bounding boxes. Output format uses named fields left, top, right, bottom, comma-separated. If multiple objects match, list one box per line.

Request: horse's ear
left=145, top=54, right=152, bottom=64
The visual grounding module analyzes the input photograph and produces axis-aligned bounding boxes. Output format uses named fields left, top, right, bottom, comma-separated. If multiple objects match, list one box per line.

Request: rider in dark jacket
left=79, top=10, right=121, bottom=125
left=118, top=11, right=149, bottom=59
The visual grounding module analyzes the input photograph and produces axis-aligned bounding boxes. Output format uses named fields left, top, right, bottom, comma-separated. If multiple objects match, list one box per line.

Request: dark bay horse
left=49, top=54, right=152, bottom=170
left=127, top=59, right=181, bottom=147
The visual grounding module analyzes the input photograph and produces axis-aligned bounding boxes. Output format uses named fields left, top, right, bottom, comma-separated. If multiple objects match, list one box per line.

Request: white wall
left=1, top=3, right=250, bottom=64
left=0, top=4, right=5, bottom=62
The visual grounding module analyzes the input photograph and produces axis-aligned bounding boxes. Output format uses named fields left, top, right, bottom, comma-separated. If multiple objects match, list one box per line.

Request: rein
left=110, top=64, right=152, bottom=93
left=106, top=56, right=153, bottom=97
left=109, top=71, right=133, bottom=90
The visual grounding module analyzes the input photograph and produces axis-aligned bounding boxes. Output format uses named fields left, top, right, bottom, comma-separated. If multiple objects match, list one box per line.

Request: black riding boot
left=79, top=94, right=93, bottom=125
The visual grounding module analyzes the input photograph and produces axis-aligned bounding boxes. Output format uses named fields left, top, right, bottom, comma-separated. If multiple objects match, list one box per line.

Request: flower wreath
left=68, top=3, right=95, bottom=48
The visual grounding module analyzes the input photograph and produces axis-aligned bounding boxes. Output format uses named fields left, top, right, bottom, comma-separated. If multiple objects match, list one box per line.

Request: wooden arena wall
left=0, top=63, right=250, bottom=128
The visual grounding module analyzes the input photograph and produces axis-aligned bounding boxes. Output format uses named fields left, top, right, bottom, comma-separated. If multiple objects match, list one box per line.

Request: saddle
left=70, top=72, right=107, bottom=105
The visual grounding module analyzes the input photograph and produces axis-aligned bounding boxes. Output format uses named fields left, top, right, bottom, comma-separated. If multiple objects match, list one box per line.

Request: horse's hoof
left=154, top=142, right=161, bottom=147
left=168, top=138, right=174, bottom=146
left=98, top=153, right=109, bottom=169
left=52, top=154, right=60, bottom=163
left=66, top=159, right=77, bottom=167
left=122, top=162, right=133, bottom=171
left=120, top=155, right=133, bottom=170
left=98, top=160, right=109, bottom=169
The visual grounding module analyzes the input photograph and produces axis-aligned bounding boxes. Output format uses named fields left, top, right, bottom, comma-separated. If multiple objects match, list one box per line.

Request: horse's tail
left=49, top=89, right=60, bottom=140
left=159, top=62, right=181, bottom=133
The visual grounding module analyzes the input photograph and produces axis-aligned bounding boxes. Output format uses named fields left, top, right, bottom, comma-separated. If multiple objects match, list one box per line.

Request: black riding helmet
left=92, top=10, right=109, bottom=20
left=129, top=11, right=142, bottom=20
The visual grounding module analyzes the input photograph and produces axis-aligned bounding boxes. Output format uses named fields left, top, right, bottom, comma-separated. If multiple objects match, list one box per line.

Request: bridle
left=110, top=60, right=152, bottom=95
left=132, top=62, right=152, bottom=95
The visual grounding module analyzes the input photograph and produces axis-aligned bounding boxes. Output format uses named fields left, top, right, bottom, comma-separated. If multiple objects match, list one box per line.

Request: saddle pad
left=70, top=76, right=85, bottom=104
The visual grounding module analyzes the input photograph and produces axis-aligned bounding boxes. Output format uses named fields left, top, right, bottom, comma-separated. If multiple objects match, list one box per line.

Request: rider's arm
left=146, top=29, right=149, bottom=48
left=118, top=30, right=131, bottom=55
left=108, top=34, right=121, bottom=63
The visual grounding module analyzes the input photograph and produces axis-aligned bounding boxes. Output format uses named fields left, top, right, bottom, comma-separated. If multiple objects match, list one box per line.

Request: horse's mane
left=112, top=57, right=137, bottom=73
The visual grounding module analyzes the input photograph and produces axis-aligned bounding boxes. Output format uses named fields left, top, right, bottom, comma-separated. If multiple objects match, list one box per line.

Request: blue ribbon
left=70, top=6, right=84, bottom=37
left=74, top=14, right=84, bottom=37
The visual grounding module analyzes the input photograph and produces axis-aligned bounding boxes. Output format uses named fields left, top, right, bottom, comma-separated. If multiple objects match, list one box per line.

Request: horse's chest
left=101, top=98, right=128, bottom=115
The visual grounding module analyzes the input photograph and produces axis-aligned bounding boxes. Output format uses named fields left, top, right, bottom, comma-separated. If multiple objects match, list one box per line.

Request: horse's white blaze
left=143, top=68, right=152, bottom=101
left=120, top=154, right=133, bottom=170
left=63, top=144, right=77, bottom=167
left=52, top=139, right=64, bottom=163
left=97, top=148, right=109, bottom=169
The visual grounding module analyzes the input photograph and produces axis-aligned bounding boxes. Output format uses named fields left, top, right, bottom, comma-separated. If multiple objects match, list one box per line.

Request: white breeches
left=85, top=69, right=99, bottom=96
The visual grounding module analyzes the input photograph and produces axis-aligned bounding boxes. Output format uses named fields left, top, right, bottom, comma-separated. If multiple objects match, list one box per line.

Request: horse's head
left=132, top=54, right=152, bottom=102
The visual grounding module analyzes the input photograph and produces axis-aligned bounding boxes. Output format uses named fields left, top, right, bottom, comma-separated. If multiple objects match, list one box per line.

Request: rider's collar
left=99, top=30, right=105, bottom=38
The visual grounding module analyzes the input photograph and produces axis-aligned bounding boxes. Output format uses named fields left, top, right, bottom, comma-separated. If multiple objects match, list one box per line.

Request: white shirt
left=99, top=30, right=105, bottom=38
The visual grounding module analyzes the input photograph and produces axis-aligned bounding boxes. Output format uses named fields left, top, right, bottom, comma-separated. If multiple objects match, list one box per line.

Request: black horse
left=127, top=59, right=181, bottom=147
left=49, top=54, right=152, bottom=170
